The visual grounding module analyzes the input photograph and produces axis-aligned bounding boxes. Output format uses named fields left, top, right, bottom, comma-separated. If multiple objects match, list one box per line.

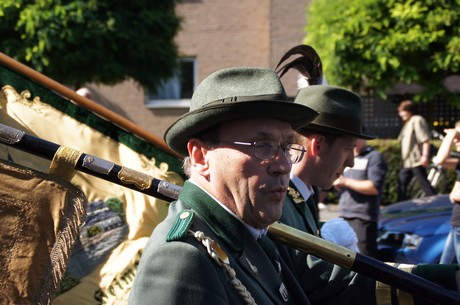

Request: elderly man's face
left=207, top=118, right=296, bottom=229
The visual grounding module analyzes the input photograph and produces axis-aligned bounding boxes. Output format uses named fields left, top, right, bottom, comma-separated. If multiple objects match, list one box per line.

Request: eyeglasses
left=214, top=140, right=306, bottom=164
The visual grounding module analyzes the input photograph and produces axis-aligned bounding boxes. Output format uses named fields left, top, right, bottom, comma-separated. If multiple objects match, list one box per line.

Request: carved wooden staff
left=0, top=122, right=459, bottom=305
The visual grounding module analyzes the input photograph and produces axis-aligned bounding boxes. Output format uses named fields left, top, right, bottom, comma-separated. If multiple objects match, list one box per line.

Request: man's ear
left=310, top=134, right=325, bottom=156
left=187, top=138, right=210, bottom=176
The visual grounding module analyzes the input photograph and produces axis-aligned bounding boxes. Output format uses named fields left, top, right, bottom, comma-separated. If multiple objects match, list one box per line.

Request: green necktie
left=258, top=235, right=281, bottom=274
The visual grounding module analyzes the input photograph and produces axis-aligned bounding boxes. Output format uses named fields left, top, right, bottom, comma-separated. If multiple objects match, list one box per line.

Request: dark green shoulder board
left=166, top=209, right=195, bottom=242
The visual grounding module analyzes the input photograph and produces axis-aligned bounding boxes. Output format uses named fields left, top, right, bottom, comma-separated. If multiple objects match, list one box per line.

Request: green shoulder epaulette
left=166, top=209, right=195, bottom=242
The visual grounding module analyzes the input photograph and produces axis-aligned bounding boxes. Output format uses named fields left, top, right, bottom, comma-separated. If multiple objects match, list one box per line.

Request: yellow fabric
left=396, top=264, right=415, bottom=305
left=375, top=280, right=392, bottom=305
left=376, top=263, right=416, bottom=305
left=0, top=85, right=184, bottom=305
left=0, top=159, right=87, bottom=305
left=397, top=289, right=414, bottom=305
left=53, top=238, right=147, bottom=304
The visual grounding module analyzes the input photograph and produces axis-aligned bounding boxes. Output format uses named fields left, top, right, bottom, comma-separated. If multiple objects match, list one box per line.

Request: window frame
left=145, top=57, right=197, bottom=109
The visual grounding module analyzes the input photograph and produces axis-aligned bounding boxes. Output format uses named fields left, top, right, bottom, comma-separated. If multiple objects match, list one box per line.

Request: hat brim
left=303, top=124, right=376, bottom=140
left=165, top=100, right=318, bottom=156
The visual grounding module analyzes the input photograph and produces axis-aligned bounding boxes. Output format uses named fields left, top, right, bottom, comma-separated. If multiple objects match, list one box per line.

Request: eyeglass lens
left=253, top=141, right=304, bottom=164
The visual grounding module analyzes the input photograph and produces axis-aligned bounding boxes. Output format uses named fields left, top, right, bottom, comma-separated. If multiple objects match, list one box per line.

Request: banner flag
left=0, top=158, right=87, bottom=305
left=0, top=53, right=185, bottom=305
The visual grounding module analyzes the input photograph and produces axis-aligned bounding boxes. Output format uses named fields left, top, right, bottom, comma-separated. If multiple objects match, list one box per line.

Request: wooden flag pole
left=0, top=52, right=183, bottom=160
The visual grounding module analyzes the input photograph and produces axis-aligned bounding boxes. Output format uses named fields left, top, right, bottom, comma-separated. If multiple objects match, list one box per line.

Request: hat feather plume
left=275, top=45, right=326, bottom=88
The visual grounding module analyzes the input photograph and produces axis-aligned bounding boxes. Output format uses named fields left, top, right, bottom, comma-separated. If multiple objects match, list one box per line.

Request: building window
left=146, top=57, right=197, bottom=108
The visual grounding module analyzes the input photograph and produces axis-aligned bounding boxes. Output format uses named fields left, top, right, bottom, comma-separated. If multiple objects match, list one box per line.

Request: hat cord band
left=205, top=94, right=287, bottom=107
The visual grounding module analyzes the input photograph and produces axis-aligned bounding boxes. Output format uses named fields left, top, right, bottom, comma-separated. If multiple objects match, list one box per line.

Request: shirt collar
left=290, top=173, right=315, bottom=201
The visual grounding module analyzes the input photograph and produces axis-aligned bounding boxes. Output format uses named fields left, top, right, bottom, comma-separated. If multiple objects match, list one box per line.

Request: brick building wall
left=86, top=0, right=311, bottom=140
left=175, top=0, right=271, bottom=81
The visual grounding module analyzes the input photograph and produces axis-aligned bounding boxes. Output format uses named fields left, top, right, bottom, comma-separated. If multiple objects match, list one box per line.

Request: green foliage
left=305, top=0, right=460, bottom=105
left=86, top=225, right=103, bottom=237
left=106, top=197, right=126, bottom=223
left=373, top=139, right=401, bottom=205
left=0, top=0, right=181, bottom=91
left=58, top=272, right=80, bottom=295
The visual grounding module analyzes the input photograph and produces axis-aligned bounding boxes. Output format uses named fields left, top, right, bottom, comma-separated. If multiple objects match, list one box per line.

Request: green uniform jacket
left=277, top=182, right=459, bottom=305
left=129, top=181, right=311, bottom=305
left=283, top=182, right=320, bottom=236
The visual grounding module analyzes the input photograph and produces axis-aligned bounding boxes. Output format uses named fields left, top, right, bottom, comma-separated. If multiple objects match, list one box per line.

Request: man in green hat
left=128, top=66, right=318, bottom=305
left=282, top=85, right=375, bottom=238
left=276, top=84, right=460, bottom=305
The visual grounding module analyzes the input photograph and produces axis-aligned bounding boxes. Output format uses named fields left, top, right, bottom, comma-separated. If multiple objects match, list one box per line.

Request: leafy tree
left=0, top=0, right=181, bottom=91
left=304, top=0, right=460, bottom=104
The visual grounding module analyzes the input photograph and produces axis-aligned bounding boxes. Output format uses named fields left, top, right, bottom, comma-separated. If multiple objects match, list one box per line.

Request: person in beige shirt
left=397, top=99, right=434, bottom=201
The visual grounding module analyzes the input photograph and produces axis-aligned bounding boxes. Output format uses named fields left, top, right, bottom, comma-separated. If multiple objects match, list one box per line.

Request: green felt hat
left=164, top=67, right=319, bottom=156
left=294, top=85, right=375, bottom=139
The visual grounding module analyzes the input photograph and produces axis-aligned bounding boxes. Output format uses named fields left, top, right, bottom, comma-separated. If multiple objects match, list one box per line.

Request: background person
left=128, top=66, right=318, bottom=305
left=333, top=137, right=387, bottom=258
left=281, top=87, right=371, bottom=238
left=433, top=121, right=460, bottom=264
left=273, top=44, right=460, bottom=305
left=397, top=99, right=435, bottom=201
left=275, top=84, right=460, bottom=305
left=275, top=44, right=359, bottom=240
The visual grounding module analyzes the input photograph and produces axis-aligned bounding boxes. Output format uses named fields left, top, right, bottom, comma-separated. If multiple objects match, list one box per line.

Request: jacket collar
left=179, top=181, right=246, bottom=252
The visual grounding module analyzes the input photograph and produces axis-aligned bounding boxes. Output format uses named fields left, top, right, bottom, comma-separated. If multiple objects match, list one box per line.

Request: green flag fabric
left=0, top=54, right=184, bottom=305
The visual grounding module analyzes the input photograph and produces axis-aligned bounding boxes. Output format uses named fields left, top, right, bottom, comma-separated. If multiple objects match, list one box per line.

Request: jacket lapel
left=238, top=235, right=292, bottom=304
left=286, top=182, right=320, bottom=236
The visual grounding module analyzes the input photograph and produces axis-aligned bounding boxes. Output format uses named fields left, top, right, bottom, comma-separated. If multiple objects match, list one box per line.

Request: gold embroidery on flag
left=2, top=85, right=49, bottom=114
left=50, top=146, right=83, bottom=181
